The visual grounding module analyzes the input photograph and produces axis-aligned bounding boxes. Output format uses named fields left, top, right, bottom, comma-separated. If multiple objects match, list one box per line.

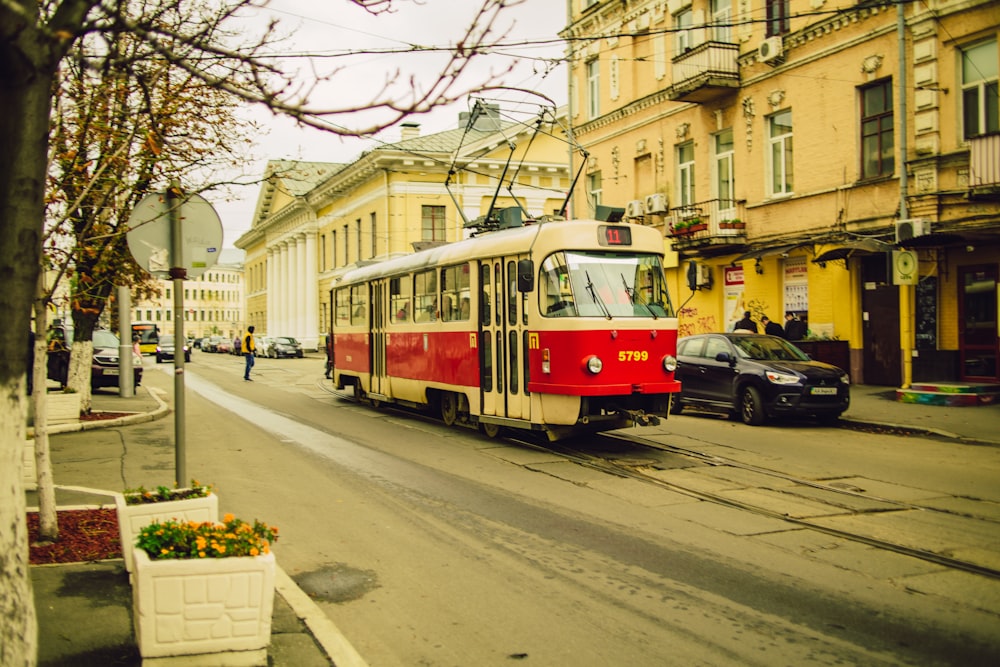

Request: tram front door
left=478, top=256, right=530, bottom=426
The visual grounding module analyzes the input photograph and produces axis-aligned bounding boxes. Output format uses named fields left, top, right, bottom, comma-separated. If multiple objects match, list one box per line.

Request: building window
left=421, top=205, right=446, bottom=241
left=768, top=109, right=793, bottom=196
left=370, top=212, right=377, bottom=258
left=332, top=231, right=337, bottom=269
left=676, top=141, right=695, bottom=208
left=674, top=8, right=692, bottom=54
left=320, top=234, right=326, bottom=271
left=586, top=59, right=600, bottom=120
left=860, top=79, right=894, bottom=178
left=714, top=128, right=735, bottom=206
left=587, top=171, right=602, bottom=209
left=765, top=0, right=790, bottom=37
left=355, top=219, right=362, bottom=262
left=962, top=40, right=999, bottom=140
left=711, top=0, right=732, bottom=43
left=342, top=224, right=349, bottom=264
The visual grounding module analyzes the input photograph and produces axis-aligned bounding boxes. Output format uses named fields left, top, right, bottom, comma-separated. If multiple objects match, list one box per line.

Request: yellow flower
left=223, top=513, right=235, bottom=522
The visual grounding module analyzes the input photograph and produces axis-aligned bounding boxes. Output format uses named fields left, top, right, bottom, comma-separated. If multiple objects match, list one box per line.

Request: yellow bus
left=131, top=321, right=160, bottom=355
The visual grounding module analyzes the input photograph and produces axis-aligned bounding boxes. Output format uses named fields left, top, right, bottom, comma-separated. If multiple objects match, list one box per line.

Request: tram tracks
left=507, top=431, right=1000, bottom=581
left=321, top=383, right=1000, bottom=581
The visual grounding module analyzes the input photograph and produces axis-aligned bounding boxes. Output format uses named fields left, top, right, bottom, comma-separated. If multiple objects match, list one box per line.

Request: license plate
left=810, top=386, right=837, bottom=395
left=104, top=369, right=119, bottom=375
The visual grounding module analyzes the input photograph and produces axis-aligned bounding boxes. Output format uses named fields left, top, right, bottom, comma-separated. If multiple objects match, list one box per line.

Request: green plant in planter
left=136, top=514, right=279, bottom=560
left=123, top=480, right=215, bottom=506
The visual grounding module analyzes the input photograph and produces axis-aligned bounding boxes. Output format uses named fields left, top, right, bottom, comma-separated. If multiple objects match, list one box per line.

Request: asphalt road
left=66, top=350, right=1000, bottom=666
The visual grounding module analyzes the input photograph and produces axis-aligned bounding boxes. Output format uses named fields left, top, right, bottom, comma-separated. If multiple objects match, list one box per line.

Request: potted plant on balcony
left=686, top=217, right=707, bottom=233
left=671, top=219, right=691, bottom=236
left=115, top=482, right=218, bottom=573
left=131, top=514, right=279, bottom=662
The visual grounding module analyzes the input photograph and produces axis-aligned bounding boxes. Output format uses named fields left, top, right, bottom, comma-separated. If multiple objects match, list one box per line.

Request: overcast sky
left=212, top=0, right=569, bottom=248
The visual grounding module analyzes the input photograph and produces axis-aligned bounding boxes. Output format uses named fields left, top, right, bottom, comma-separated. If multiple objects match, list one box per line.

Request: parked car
left=155, top=334, right=191, bottom=363
left=215, top=338, right=233, bottom=354
left=47, top=324, right=143, bottom=391
left=267, top=336, right=303, bottom=358
left=671, top=333, right=850, bottom=426
left=201, top=336, right=220, bottom=352
left=255, top=336, right=272, bottom=357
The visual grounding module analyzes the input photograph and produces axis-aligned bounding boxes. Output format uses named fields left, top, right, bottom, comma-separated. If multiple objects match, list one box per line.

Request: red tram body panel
left=330, top=218, right=681, bottom=439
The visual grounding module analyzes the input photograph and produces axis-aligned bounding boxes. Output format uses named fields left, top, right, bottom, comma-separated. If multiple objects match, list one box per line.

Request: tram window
left=414, top=270, right=437, bottom=322
left=390, top=276, right=411, bottom=323
left=494, top=263, right=502, bottom=327
left=335, top=288, right=351, bottom=326
left=480, top=264, right=491, bottom=326
left=507, top=261, right=517, bottom=326
left=441, top=264, right=471, bottom=322
left=350, top=285, right=367, bottom=324
left=508, top=330, right=518, bottom=394
left=539, top=254, right=577, bottom=317
left=482, top=331, right=492, bottom=392
left=495, top=331, right=503, bottom=393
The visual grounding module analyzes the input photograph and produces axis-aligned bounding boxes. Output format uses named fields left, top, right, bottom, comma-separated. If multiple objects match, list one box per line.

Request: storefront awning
left=812, top=237, right=892, bottom=263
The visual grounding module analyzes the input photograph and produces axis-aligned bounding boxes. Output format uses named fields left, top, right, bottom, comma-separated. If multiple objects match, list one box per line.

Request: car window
left=704, top=337, right=731, bottom=360
left=677, top=337, right=703, bottom=357
left=93, top=331, right=119, bottom=348
left=732, top=336, right=809, bottom=361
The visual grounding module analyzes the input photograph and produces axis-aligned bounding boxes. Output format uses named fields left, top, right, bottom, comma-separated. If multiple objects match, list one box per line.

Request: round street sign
left=126, top=191, right=224, bottom=279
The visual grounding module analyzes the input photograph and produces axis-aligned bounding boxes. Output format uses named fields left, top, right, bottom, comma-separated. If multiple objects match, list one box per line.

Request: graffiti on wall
left=677, top=305, right=718, bottom=338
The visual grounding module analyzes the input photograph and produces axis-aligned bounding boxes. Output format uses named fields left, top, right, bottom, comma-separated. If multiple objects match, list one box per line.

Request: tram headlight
left=585, top=355, right=603, bottom=374
left=663, top=355, right=677, bottom=372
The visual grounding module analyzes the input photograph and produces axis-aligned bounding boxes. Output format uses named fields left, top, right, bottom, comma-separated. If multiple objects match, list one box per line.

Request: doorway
left=861, top=254, right=901, bottom=386
left=959, top=265, right=998, bottom=381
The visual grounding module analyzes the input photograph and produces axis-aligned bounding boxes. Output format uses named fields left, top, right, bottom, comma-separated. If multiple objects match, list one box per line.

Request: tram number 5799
left=618, top=350, right=649, bottom=362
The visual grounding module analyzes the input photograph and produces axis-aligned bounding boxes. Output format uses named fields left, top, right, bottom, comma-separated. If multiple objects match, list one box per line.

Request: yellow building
left=563, top=0, right=1000, bottom=386
left=236, top=106, right=573, bottom=349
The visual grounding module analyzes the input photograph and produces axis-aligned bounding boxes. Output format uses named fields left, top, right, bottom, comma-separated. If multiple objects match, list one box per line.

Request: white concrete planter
left=132, top=547, right=275, bottom=663
left=115, top=491, right=218, bottom=573
left=46, top=392, right=81, bottom=425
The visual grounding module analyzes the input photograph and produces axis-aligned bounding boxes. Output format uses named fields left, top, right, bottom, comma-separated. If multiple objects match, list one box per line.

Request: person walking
left=784, top=312, right=807, bottom=341
left=243, top=325, right=256, bottom=381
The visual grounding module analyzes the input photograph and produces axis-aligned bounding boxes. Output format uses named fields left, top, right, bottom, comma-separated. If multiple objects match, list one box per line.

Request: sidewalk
left=28, top=383, right=367, bottom=667
left=27, top=378, right=1000, bottom=666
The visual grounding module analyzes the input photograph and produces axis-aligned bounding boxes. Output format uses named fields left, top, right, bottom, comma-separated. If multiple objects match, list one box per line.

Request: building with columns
left=236, top=107, right=573, bottom=351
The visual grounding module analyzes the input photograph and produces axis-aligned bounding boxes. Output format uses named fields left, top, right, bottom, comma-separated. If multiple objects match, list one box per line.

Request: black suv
left=672, top=333, right=850, bottom=425
left=47, top=324, right=143, bottom=391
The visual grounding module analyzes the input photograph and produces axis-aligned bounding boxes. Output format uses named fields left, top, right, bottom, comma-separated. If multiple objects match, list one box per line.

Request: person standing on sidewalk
left=243, top=325, right=256, bottom=381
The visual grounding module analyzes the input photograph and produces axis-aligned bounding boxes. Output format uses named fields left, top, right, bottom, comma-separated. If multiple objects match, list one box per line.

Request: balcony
left=668, top=199, right=747, bottom=255
left=667, top=42, right=740, bottom=103
left=968, top=133, right=1000, bottom=200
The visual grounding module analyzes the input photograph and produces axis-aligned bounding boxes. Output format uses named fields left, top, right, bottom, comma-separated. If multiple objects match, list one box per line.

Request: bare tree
left=0, top=0, right=520, bottom=662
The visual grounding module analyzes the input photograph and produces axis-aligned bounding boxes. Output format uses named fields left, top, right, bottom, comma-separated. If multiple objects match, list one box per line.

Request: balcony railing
left=969, top=133, right=1000, bottom=199
left=668, top=199, right=747, bottom=242
left=668, top=42, right=740, bottom=103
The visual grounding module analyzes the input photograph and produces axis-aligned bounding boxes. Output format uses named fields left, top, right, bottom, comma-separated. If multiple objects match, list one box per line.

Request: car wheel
left=740, top=386, right=766, bottom=426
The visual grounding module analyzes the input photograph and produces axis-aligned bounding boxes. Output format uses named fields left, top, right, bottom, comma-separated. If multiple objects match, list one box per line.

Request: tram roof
left=336, top=219, right=665, bottom=287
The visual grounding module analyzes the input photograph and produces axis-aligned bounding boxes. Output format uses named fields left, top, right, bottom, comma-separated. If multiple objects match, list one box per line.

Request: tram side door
left=370, top=280, right=387, bottom=396
left=479, top=256, right=529, bottom=422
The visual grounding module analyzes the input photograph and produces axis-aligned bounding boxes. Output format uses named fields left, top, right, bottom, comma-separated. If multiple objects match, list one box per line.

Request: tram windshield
left=539, top=251, right=675, bottom=319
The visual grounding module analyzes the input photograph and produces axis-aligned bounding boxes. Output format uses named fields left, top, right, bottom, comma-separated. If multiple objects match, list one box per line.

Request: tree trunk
left=0, top=24, right=59, bottom=667
left=32, top=295, right=58, bottom=544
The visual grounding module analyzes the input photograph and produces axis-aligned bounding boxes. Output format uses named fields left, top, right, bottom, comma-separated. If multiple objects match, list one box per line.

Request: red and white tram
left=330, top=216, right=681, bottom=439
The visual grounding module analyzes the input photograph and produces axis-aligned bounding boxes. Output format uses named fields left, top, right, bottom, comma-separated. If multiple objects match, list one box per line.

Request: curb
left=29, top=385, right=171, bottom=437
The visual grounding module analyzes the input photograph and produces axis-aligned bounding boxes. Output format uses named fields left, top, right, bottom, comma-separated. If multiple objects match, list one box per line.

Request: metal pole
left=898, top=0, right=913, bottom=389
left=167, top=181, right=187, bottom=485
left=117, top=286, right=134, bottom=398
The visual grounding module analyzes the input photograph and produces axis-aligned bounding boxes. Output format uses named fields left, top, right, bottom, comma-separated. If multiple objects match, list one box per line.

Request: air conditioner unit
left=644, top=193, right=668, bottom=214
left=895, top=218, right=931, bottom=244
left=696, top=263, right=714, bottom=288
left=758, top=36, right=784, bottom=64
left=624, top=200, right=645, bottom=219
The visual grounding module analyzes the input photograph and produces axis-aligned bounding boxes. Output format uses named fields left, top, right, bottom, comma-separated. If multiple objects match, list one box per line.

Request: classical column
left=266, top=247, right=276, bottom=334
left=304, top=232, right=318, bottom=349
left=295, top=234, right=307, bottom=340
left=280, top=239, right=292, bottom=336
